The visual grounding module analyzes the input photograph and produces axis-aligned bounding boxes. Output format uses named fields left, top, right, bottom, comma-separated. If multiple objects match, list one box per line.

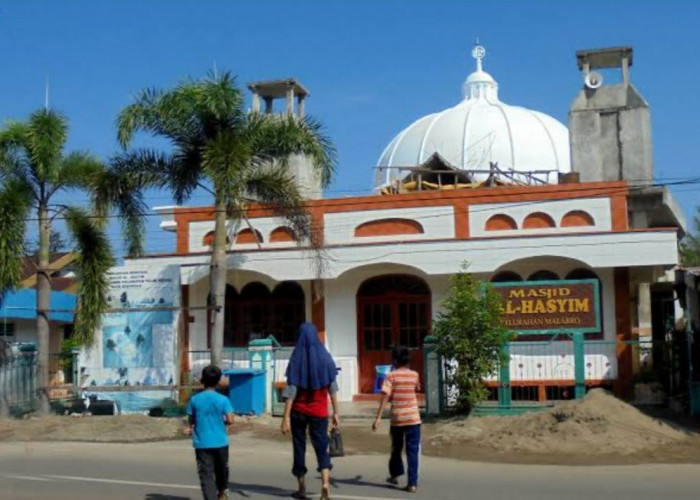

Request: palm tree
left=0, top=109, right=138, bottom=414
left=115, top=72, right=336, bottom=366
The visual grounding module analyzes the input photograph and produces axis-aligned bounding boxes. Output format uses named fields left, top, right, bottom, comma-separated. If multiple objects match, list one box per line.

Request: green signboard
left=492, top=279, right=602, bottom=335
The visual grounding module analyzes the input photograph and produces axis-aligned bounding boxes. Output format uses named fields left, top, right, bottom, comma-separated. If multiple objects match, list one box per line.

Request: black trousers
left=195, top=446, right=229, bottom=500
left=290, top=410, right=332, bottom=477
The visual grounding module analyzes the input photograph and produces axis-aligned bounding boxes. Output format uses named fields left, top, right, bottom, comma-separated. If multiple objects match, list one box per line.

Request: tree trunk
left=36, top=203, right=51, bottom=414
left=209, top=199, right=228, bottom=367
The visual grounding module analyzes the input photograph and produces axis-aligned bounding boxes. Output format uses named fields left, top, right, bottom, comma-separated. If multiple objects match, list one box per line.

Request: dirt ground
left=2, top=390, right=700, bottom=466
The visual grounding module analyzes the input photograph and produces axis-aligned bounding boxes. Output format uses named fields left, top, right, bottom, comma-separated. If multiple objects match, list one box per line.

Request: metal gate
left=0, top=342, right=38, bottom=415
left=424, top=334, right=675, bottom=416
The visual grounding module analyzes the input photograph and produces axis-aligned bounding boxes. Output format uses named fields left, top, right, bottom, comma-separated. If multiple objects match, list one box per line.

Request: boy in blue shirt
left=186, top=365, right=235, bottom=500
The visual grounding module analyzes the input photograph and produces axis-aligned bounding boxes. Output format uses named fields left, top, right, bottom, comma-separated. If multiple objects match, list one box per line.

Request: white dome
left=376, top=46, right=571, bottom=187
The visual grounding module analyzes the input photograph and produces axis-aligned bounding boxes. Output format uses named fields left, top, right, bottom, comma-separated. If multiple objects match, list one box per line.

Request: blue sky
left=1, top=1, right=698, bottom=256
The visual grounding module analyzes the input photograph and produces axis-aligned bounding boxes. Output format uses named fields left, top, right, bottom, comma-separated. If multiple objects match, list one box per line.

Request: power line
left=15, top=176, right=700, bottom=225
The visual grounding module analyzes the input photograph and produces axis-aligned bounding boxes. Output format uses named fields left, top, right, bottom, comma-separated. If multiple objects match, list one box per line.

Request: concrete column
left=251, top=92, right=261, bottom=113
left=621, top=57, right=630, bottom=85
left=264, top=97, right=273, bottom=114
left=637, top=282, right=652, bottom=340
left=637, top=282, right=652, bottom=372
left=285, top=86, right=295, bottom=116
left=297, top=96, right=305, bottom=118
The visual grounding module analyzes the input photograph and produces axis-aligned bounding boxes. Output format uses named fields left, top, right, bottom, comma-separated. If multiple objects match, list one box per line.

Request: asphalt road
left=1, top=436, right=700, bottom=500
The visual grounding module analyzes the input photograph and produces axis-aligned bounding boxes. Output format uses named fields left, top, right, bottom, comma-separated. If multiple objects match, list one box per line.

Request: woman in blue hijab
left=281, top=322, right=340, bottom=500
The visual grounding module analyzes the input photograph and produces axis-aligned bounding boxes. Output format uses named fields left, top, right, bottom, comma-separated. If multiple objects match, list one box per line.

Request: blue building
left=0, top=253, right=78, bottom=360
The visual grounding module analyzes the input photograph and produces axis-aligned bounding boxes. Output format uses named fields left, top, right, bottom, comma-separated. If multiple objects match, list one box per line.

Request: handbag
left=328, top=427, right=345, bottom=457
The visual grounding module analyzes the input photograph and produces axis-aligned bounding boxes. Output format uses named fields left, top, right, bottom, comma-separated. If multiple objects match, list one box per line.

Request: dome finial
left=471, top=39, right=486, bottom=72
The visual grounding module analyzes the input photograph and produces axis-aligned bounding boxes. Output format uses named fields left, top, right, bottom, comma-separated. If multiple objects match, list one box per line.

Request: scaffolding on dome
left=374, top=154, right=561, bottom=195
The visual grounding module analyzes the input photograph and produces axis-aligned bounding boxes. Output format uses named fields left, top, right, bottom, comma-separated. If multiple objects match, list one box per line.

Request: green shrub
left=432, top=264, right=513, bottom=413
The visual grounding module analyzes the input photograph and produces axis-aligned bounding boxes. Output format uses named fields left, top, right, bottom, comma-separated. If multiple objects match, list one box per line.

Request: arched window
left=523, top=212, right=556, bottom=229
left=235, top=228, right=263, bottom=244
left=527, top=270, right=560, bottom=281
left=491, top=271, right=523, bottom=283
left=561, top=210, right=595, bottom=227
left=357, top=274, right=431, bottom=297
left=565, top=268, right=598, bottom=281
left=485, top=214, right=517, bottom=231
left=202, top=231, right=230, bottom=247
left=355, top=218, right=424, bottom=237
left=211, top=281, right=306, bottom=347
left=270, top=227, right=297, bottom=243
left=270, top=282, right=305, bottom=344
left=238, top=283, right=272, bottom=340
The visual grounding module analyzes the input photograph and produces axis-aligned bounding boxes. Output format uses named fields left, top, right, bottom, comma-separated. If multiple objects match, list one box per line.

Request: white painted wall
left=323, top=265, right=449, bottom=401
left=139, top=230, right=678, bottom=284
left=180, top=260, right=620, bottom=398
left=324, top=206, right=455, bottom=245
left=3, top=319, right=65, bottom=352
left=189, top=217, right=299, bottom=253
left=469, top=197, right=612, bottom=237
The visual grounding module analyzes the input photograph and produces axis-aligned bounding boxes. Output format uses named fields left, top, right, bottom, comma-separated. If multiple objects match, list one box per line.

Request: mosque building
left=96, top=45, right=684, bottom=403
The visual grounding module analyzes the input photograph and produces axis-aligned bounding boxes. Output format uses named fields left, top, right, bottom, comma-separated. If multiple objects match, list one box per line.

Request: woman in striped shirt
left=372, top=346, right=421, bottom=493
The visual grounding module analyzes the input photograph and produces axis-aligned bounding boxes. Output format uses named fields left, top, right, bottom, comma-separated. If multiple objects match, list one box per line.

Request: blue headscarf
left=285, top=322, right=337, bottom=391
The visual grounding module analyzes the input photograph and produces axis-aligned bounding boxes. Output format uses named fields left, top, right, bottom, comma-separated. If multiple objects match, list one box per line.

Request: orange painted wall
left=561, top=210, right=595, bottom=227
left=354, top=218, right=424, bottom=237
left=522, top=212, right=556, bottom=229
left=170, top=181, right=630, bottom=254
left=485, top=214, right=518, bottom=231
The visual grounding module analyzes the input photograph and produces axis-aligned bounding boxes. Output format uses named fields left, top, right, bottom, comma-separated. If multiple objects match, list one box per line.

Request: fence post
left=423, top=336, right=442, bottom=417
left=71, top=348, right=80, bottom=394
left=248, top=338, right=273, bottom=413
left=573, top=332, right=586, bottom=399
left=498, top=343, right=511, bottom=408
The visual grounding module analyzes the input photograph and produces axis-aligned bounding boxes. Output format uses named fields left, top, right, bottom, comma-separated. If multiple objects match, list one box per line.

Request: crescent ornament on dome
left=471, top=43, right=486, bottom=71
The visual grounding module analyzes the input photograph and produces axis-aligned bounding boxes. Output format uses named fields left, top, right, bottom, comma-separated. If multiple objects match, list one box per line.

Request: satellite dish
left=584, top=71, right=603, bottom=89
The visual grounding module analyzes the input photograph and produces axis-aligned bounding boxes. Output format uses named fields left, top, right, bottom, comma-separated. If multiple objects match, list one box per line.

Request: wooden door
left=357, top=275, right=431, bottom=394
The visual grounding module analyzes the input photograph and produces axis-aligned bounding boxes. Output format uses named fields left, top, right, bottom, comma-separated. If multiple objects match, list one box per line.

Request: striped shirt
left=381, top=368, right=421, bottom=427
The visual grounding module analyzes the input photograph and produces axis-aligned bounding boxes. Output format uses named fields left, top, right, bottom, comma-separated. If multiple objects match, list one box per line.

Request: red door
left=357, top=275, right=431, bottom=394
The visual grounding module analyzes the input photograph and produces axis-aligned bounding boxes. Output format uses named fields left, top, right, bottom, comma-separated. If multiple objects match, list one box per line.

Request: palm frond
left=53, top=151, right=105, bottom=192
left=65, top=207, right=114, bottom=346
left=0, top=179, right=32, bottom=293
left=244, top=165, right=310, bottom=238
left=195, top=72, right=245, bottom=128
left=244, top=165, right=329, bottom=278
left=245, top=113, right=337, bottom=188
left=109, top=148, right=200, bottom=205
left=0, top=121, right=30, bottom=150
left=202, top=131, right=250, bottom=196
left=96, top=151, right=175, bottom=256
left=117, top=87, right=165, bottom=148
left=26, top=109, right=69, bottom=183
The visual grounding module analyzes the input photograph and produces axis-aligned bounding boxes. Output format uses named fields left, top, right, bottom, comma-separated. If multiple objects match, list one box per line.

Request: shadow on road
left=332, top=474, right=394, bottom=490
left=145, top=495, right=192, bottom=500
left=229, top=482, right=294, bottom=498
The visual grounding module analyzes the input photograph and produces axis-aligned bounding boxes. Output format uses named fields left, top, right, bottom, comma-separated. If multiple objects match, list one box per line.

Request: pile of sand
left=0, top=415, right=187, bottom=442
left=433, top=389, right=691, bottom=455
left=0, top=413, right=264, bottom=443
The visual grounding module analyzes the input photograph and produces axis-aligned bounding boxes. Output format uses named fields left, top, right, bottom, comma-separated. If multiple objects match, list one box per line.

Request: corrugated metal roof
left=0, top=289, right=75, bottom=322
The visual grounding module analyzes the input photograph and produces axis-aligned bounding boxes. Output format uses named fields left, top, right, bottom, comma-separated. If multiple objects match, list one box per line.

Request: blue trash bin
left=373, top=365, right=393, bottom=393
left=223, top=368, right=266, bottom=415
